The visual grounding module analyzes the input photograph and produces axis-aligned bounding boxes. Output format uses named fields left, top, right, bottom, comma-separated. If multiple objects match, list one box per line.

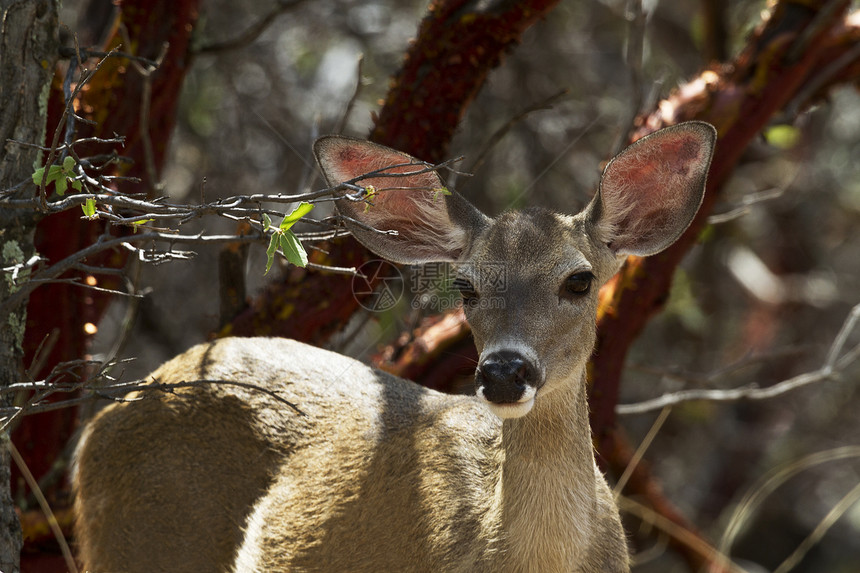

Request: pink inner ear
left=334, top=146, right=363, bottom=168
left=317, top=137, right=469, bottom=262
left=326, top=142, right=440, bottom=196
left=598, top=125, right=713, bottom=256
left=617, top=133, right=704, bottom=190
left=658, top=135, right=702, bottom=175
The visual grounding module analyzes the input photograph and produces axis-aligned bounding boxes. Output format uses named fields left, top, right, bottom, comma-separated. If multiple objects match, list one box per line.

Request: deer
left=73, top=121, right=716, bottom=573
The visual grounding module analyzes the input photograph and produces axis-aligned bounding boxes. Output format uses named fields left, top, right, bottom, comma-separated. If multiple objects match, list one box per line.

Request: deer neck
left=496, top=371, right=598, bottom=569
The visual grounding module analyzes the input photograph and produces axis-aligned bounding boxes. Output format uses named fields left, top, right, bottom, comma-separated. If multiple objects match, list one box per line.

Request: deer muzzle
left=475, top=350, right=543, bottom=419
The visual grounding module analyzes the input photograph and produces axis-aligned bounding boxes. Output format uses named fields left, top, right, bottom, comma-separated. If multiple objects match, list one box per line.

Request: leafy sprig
left=32, top=157, right=97, bottom=218
left=264, top=202, right=315, bottom=273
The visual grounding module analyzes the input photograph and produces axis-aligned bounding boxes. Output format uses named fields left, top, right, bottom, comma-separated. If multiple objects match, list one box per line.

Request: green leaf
left=279, top=202, right=314, bottom=231
left=262, top=212, right=272, bottom=232
left=362, top=185, right=377, bottom=212
left=33, top=164, right=67, bottom=194
left=764, top=125, right=800, bottom=150
left=32, top=159, right=81, bottom=195
left=279, top=229, right=308, bottom=267
left=81, top=198, right=96, bottom=218
left=432, top=187, right=451, bottom=201
left=46, top=165, right=65, bottom=184
left=264, top=233, right=280, bottom=275
left=131, top=219, right=154, bottom=232
left=54, top=176, right=68, bottom=196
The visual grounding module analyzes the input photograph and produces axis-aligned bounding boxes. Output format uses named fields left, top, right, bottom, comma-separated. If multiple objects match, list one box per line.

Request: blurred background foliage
left=61, top=0, right=860, bottom=571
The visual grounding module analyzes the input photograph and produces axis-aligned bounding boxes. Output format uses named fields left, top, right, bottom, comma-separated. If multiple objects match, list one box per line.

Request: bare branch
left=1, top=351, right=307, bottom=437
left=610, top=0, right=648, bottom=157
left=196, top=0, right=307, bottom=55
left=304, top=262, right=361, bottom=276
left=617, top=303, right=860, bottom=415
left=3, top=155, right=461, bottom=222
left=617, top=496, right=748, bottom=573
left=613, top=406, right=672, bottom=497
left=58, top=45, right=159, bottom=68
left=784, top=40, right=860, bottom=117
left=717, top=446, right=860, bottom=568
left=117, top=21, right=169, bottom=193
left=3, top=129, right=468, bottom=343
left=773, top=481, right=860, bottom=573
left=6, top=439, right=77, bottom=573
left=707, top=187, right=787, bottom=225
left=1, top=375, right=306, bottom=434
left=334, top=55, right=366, bottom=136
left=0, top=231, right=260, bottom=315
left=37, top=47, right=120, bottom=209
left=466, top=89, right=570, bottom=175
left=24, top=277, right=145, bottom=298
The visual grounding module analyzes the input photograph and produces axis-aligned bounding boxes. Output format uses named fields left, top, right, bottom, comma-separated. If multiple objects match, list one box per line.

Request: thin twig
left=707, top=187, right=786, bottom=225
left=611, top=0, right=647, bottom=157
left=334, top=54, right=365, bottom=135
left=61, top=48, right=79, bottom=157
left=134, top=378, right=306, bottom=416
left=617, top=303, right=860, bottom=415
left=118, top=21, right=169, bottom=194
left=37, top=47, right=119, bottom=210
left=25, top=277, right=145, bottom=298
left=467, top=89, right=570, bottom=175
left=196, top=0, right=306, bottom=54
left=618, top=496, right=749, bottom=573
left=773, top=481, right=860, bottom=573
left=304, top=262, right=361, bottom=276
left=59, top=45, right=159, bottom=68
left=1, top=373, right=307, bottom=433
left=5, top=135, right=127, bottom=153
left=0, top=232, right=264, bottom=314
left=6, top=438, right=78, bottom=573
left=614, top=406, right=672, bottom=497
left=717, top=446, right=860, bottom=567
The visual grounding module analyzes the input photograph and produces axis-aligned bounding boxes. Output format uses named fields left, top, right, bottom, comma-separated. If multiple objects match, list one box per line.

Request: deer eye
left=560, top=272, right=593, bottom=299
left=452, top=277, right=478, bottom=302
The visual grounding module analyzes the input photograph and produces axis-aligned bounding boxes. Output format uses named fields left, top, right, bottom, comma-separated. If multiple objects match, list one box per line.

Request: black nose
left=476, top=350, right=541, bottom=404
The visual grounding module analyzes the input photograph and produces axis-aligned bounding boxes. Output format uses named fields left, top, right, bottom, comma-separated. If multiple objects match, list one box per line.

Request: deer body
left=73, top=123, right=716, bottom=572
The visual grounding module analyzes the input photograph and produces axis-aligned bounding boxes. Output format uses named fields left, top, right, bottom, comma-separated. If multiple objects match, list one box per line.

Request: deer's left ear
left=587, top=121, right=717, bottom=256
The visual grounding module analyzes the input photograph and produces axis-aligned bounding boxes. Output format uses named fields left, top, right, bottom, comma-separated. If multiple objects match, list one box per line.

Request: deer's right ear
left=314, top=136, right=489, bottom=264
left=587, top=121, right=717, bottom=257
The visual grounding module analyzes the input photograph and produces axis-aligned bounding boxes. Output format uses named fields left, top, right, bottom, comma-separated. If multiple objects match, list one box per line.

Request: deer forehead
left=460, top=207, right=613, bottom=283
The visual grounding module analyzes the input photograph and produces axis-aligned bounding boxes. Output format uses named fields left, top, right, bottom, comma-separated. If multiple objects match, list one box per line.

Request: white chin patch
left=477, top=386, right=536, bottom=420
